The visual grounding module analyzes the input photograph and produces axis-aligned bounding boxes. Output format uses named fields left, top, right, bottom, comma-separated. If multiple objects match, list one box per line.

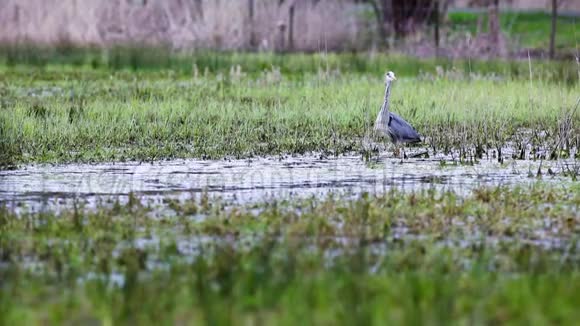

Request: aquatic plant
left=1, top=185, right=579, bottom=324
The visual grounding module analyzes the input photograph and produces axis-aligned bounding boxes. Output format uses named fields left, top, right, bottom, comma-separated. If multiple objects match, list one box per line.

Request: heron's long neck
left=376, top=80, right=392, bottom=125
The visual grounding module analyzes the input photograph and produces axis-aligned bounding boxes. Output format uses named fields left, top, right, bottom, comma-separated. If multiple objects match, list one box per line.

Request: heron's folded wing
left=389, top=112, right=421, bottom=143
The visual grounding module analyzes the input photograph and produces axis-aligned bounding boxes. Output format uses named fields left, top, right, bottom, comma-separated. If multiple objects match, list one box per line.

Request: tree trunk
left=381, top=0, right=393, bottom=37
left=366, top=0, right=387, bottom=47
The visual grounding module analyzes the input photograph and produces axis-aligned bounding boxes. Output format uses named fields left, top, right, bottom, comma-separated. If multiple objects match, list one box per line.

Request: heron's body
left=374, top=71, right=421, bottom=145
left=376, top=111, right=421, bottom=144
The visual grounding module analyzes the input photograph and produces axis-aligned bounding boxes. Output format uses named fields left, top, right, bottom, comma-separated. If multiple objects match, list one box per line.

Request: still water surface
left=0, top=154, right=573, bottom=212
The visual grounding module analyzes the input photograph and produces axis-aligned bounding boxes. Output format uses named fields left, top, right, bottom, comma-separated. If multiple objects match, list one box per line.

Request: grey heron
left=374, top=71, right=421, bottom=156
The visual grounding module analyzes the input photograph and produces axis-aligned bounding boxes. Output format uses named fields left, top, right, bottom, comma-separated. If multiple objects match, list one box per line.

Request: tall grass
left=0, top=57, right=578, bottom=166
left=1, top=47, right=578, bottom=83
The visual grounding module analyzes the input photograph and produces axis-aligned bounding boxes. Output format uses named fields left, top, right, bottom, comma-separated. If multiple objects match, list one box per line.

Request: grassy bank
left=1, top=57, right=579, bottom=168
left=1, top=47, right=579, bottom=82
left=448, top=10, right=579, bottom=51
left=1, top=184, right=579, bottom=324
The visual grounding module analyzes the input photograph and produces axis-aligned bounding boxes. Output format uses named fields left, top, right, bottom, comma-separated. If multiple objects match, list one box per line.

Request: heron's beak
left=392, top=76, right=397, bottom=80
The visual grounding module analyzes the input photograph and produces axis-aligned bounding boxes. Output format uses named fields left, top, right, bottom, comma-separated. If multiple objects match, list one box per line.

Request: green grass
left=1, top=184, right=579, bottom=324
left=1, top=50, right=579, bottom=324
left=0, top=45, right=578, bottom=78
left=448, top=10, right=579, bottom=51
left=0, top=56, right=578, bottom=168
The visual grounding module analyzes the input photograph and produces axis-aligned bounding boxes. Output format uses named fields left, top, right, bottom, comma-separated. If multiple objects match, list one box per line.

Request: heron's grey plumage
left=386, top=112, right=422, bottom=144
left=374, top=71, right=421, bottom=144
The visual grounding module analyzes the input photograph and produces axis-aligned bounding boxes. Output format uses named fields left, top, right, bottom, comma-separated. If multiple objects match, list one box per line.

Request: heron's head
left=385, top=71, right=397, bottom=83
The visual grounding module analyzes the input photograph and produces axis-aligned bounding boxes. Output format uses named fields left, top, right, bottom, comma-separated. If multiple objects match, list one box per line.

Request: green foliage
left=1, top=185, right=579, bottom=324
left=0, top=46, right=578, bottom=80
left=448, top=10, right=579, bottom=50
left=0, top=58, right=578, bottom=166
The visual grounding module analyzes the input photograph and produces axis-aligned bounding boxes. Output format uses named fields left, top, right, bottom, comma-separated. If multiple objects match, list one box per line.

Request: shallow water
left=2, top=154, right=578, bottom=282
left=0, top=153, right=575, bottom=212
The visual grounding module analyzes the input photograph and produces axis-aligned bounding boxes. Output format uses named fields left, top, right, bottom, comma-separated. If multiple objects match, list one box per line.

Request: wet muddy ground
left=1, top=153, right=576, bottom=213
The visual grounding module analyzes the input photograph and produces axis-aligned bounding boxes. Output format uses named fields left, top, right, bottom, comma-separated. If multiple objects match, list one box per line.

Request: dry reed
left=0, top=0, right=366, bottom=51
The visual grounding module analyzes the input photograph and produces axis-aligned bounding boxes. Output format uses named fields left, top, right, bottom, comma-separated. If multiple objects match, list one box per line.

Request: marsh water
left=2, top=154, right=578, bottom=282
left=0, top=153, right=575, bottom=213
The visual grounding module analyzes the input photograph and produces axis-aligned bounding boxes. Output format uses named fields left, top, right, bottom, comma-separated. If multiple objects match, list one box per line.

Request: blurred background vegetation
left=0, top=0, right=577, bottom=61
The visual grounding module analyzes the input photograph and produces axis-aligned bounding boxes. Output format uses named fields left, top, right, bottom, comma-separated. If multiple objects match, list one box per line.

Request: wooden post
left=549, top=0, right=557, bottom=59
left=13, top=5, right=20, bottom=41
left=194, top=0, right=203, bottom=20
left=275, top=21, right=286, bottom=53
left=248, top=0, right=256, bottom=49
left=288, top=3, right=295, bottom=51
left=488, top=0, right=500, bottom=57
left=14, top=5, right=20, bottom=23
left=434, top=0, right=440, bottom=58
